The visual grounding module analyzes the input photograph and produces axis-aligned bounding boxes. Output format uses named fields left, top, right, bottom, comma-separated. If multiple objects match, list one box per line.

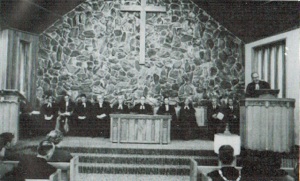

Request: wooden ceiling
left=0, top=0, right=298, bottom=43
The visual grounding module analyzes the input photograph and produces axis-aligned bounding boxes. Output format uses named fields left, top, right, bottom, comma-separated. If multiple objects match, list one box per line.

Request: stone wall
left=37, top=0, right=245, bottom=104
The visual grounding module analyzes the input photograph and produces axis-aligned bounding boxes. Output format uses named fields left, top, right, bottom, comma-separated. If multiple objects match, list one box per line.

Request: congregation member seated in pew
left=57, top=92, right=75, bottom=135
left=40, top=95, right=58, bottom=135
left=3, top=140, right=57, bottom=181
left=156, top=97, right=178, bottom=139
left=207, top=145, right=241, bottom=181
left=224, top=97, right=240, bottom=135
left=73, top=94, right=92, bottom=136
left=46, top=130, right=73, bottom=162
left=0, top=133, right=15, bottom=179
left=111, top=95, right=129, bottom=114
left=207, top=97, right=226, bottom=140
left=92, top=94, right=111, bottom=138
left=131, top=96, right=153, bottom=115
left=178, top=97, right=199, bottom=140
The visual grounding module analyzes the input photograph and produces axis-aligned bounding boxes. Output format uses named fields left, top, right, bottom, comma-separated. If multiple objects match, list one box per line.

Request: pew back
left=25, top=168, right=62, bottom=181
left=70, top=156, right=79, bottom=181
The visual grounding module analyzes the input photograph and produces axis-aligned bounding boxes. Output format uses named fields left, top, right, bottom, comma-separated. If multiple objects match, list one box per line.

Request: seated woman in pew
left=3, top=140, right=57, bottom=181
left=207, top=145, right=241, bottom=181
left=178, top=97, right=199, bottom=140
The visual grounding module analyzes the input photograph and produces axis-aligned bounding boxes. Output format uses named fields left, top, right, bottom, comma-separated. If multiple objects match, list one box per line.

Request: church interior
left=0, top=0, right=299, bottom=180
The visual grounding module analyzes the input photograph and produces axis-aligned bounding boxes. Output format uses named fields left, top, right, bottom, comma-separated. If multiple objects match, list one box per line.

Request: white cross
left=120, top=0, right=166, bottom=65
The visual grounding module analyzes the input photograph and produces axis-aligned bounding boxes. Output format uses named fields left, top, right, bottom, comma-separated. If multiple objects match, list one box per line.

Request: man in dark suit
left=156, top=97, right=178, bottom=139
left=224, top=97, right=240, bottom=135
left=73, top=94, right=92, bottom=136
left=40, top=95, right=58, bottom=135
left=57, top=92, right=75, bottom=135
left=207, top=97, right=226, bottom=139
left=92, top=94, right=111, bottom=138
left=111, top=95, right=129, bottom=114
left=131, top=96, right=153, bottom=115
left=246, top=72, right=270, bottom=97
left=4, top=140, right=57, bottom=181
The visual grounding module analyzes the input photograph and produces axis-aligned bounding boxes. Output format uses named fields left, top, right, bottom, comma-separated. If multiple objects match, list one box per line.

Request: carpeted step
left=78, top=163, right=191, bottom=175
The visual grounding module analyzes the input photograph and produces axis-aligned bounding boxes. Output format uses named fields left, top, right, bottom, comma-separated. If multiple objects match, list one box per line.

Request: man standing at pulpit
left=246, top=72, right=270, bottom=97
left=111, top=95, right=129, bottom=114
left=73, top=94, right=92, bottom=136
left=92, top=94, right=111, bottom=138
left=131, top=96, right=153, bottom=114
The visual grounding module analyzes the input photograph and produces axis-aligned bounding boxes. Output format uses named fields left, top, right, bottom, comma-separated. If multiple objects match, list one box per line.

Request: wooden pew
left=25, top=169, right=61, bottom=181
left=190, top=158, right=295, bottom=181
left=70, top=156, right=79, bottom=181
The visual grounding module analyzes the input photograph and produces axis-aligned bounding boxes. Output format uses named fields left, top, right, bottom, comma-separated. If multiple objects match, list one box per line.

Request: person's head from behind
left=0, top=132, right=14, bottom=149
left=37, top=140, right=55, bottom=161
left=219, top=145, right=234, bottom=165
left=251, top=72, right=260, bottom=84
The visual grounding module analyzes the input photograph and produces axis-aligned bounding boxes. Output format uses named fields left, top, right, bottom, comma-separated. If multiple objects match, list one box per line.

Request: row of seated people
left=0, top=131, right=73, bottom=181
left=20, top=92, right=240, bottom=140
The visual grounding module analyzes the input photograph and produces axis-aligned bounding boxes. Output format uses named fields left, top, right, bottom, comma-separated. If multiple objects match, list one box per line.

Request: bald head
left=251, top=72, right=260, bottom=84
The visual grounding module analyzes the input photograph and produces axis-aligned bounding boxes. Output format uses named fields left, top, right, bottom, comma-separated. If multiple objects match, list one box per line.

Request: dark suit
left=224, top=105, right=240, bottom=135
left=57, top=100, right=75, bottom=134
left=92, top=101, right=111, bottom=137
left=178, top=104, right=199, bottom=140
left=40, top=103, right=58, bottom=135
left=246, top=80, right=270, bottom=97
left=207, top=104, right=226, bottom=139
left=207, top=167, right=240, bottom=181
left=73, top=101, right=92, bottom=136
left=131, top=103, right=153, bottom=115
left=4, top=155, right=56, bottom=181
left=156, top=104, right=178, bottom=139
left=111, top=103, right=129, bottom=114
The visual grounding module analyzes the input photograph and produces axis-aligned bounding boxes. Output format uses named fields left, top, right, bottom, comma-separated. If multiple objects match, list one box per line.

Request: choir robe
left=40, top=103, right=58, bottom=135
left=156, top=104, right=178, bottom=139
left=73, top=101, right=92, bottom=136
left=92, top=101, right=111, bottom=137
left=131, top=103, right=153, bottom=115
left=178, top=104, right=199, bottom=140
left=111, top=103, right=129, bottom=114
left=224, top=105, right=240, bottom=135
left=57, top=100, right=75, bottom=134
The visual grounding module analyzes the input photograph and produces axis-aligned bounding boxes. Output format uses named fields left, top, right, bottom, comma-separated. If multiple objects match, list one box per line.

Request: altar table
left=110, top=114, right=171, bottom=144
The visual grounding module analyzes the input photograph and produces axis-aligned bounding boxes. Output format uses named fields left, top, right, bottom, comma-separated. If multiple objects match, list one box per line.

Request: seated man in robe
left=40, top=94, right=58, bottom=135
left=156, top=97, right=178, bottom=139
left=111, top=95, right=129, bottom=114
left=246, top=72, right=270, bottom=97
left=57, top=92, right=75, bottom=135
left=92, top=94, right=111, bottom=138
left=207, top=145, right=241, bottom=181
left=73, top=94, right=92, bottom=136
left=131, top=96, right=153, bottom=114
left=224, top=97, right=240, bottom=135
left=4, top=140, right=57, bottom=181
left=178, top=97, right=199, bottom=140
left=207, top=97, right=226, bottom=140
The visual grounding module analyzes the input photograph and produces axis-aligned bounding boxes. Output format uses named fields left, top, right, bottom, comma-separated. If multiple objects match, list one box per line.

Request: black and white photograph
left=0, top=0, right=299, bottom=180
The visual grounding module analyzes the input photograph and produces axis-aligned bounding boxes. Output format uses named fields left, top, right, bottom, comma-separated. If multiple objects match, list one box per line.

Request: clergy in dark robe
left=111, top=95, right=129, bottom=114
left=178, top=98, right=199, bottom=140
left=207, top=97, right=226, bottom=139
left=246, top=72, right=270, bottom=98
left=3, top=140, right=57, bottom=181
left=92, top=94, right=111, bottom=138
left=207, top=145, right=241, bottom=181
left=40, top=95, right=58, bottom=135
left=224, top=97, right=240, bottom=135
left=57, top=92, right=75, bottom=135
left=156, top=97, right=178, bottom=139
left=131, top=96, right=153, bottom=115
left=73, top=94, right=92, bottom=136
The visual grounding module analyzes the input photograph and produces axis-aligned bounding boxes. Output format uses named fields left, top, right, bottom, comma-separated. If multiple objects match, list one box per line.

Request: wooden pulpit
left=240, top=90, right=295, bottom=152
left=0, top=90, right=25, bottom=144
left=110, top=114, right=171, bottom=144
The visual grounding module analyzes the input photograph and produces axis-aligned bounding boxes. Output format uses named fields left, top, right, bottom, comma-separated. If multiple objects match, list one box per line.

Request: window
left=253, top=40, right=286, bottom=98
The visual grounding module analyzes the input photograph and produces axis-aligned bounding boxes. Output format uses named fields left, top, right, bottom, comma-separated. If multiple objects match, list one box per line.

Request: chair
left=25, top=169, right=62, bottom=181
left=70, top=156, right=79, bottom=181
